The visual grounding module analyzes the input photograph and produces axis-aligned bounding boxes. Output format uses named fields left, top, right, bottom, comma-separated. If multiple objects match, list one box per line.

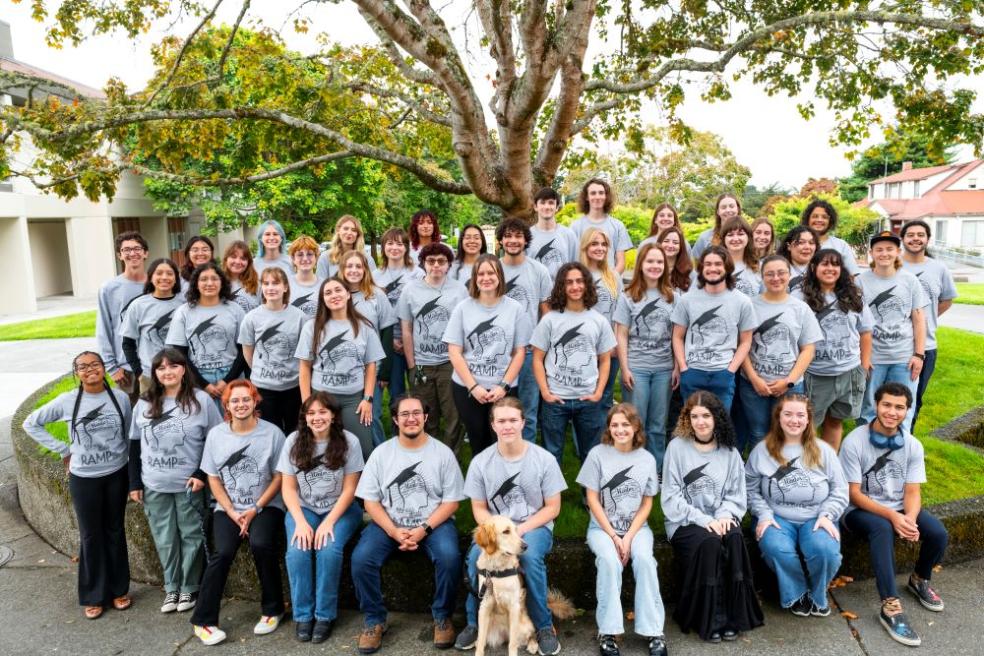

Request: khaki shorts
left=805, top=366, right=867, bottom=422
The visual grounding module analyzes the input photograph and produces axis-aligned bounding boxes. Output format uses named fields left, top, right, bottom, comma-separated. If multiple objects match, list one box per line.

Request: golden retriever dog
left=473, top=516, right=575, bottom=656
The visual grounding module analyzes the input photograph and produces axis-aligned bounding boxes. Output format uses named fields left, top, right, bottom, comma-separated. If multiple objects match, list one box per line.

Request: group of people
left=21, top=179, right=957, bottom=654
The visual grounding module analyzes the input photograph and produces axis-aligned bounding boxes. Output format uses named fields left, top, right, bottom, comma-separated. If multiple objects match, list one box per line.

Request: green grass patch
left=954, top=282, right=984, bottom=306
left=0, top=311, right=97, bottom=341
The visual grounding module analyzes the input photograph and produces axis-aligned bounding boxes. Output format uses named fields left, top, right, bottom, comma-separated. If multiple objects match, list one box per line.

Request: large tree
left=2, top=1, right=984, bottom=217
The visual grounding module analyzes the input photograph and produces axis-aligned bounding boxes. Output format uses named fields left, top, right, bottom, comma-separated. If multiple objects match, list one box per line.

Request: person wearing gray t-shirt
left=120, top=257, right=184, bottom=391
left=839, top=382, right=948, bottom=648
left=900, top=220, right=959, bottom=429
left=671, top=246, right=757, bottom=412
left=98, top=231, right=149, bottom=403
left=351, top=395, right=464, bottom=651
left=801, top=199, right=861, bottom=277
left=568, top=202, right=633, bottom=274
left=531, top=263, right=617, bottom=466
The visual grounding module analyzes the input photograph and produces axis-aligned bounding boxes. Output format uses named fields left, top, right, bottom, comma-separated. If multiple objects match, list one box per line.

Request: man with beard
left=455, top=397, right=567, bottom=655
left=899, top=221, right=958, bottom=429
left=351, top=395, right=464, bottom=654
left=671, top=246, right=757, bottom=411
left=98, top=231, right=149, bottom=404
left=839, top=383, right=948, bottom=647
left=498, top=218, right=553, bottom=443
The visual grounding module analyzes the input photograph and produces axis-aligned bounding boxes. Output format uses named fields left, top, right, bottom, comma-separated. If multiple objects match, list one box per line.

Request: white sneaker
left=176, top=592, right=197, bottom=612
left=194, top=625, right=227, bottom=646
left=254, top=614, right=283, bottom=635
left=160, top=591, right=179, bottom=613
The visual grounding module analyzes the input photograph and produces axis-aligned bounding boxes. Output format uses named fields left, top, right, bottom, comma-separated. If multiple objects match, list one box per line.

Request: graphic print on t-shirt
left=861, top=450, right=905, bottom=498
left=143, top=406, right=185, bottom=455
left=682, top=462, right=719, bottom=505
left=505, top=276, right=533, bottom=314
left=189, top=316, right=233, bottom=371
left=550, top=323, right=595, bottom=385
left=414, top=296, right=451, bottom=355
left=317, top=331, right=359, bottom=388
left=384, top=461, right=430, bottom=527
left=815, top=301, right=850, bottom=356
left=291, top=292, right=317, bottom=317
left=298, top=467, right=343, bottom=511
left=72, top=404, right=123, bottom=454
left=767, top=457, right=815, bottom=505
left=255, top=321, right=298, bottom=384
left=466, top=316, right=508, bottom=375
left=231, top=287, right=256, bottom=313
left=632, top=299, right=671, bottom=342
left=219, top=444, right=262, bottom=504
left=688, top=305, right=730, bottom=364
left=868, top=287, right=907, bottom=345
left=751, top=312, right=796, bottom=377
left=534, top=239, right=565, bottom=270
left=488, top=472, right=534, bottom=518
left=600, top=466, right=643, bottom=534
left=594, top=279, right=615, bottom=318
left=144, top=309, right=176, bottom=353
left=384, top=276, right=405, bottom=305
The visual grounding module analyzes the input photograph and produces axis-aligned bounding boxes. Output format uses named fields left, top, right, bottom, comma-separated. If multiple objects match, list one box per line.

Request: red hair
left=221, top=380, right=263, bottom=421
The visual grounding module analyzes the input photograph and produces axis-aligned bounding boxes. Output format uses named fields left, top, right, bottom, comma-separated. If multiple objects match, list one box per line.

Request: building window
left=935, top=220, right=946, bottom=245
left=968, top=178, right=978, bottom=190
left=913, top=181, right=920, bottom=197
left=961, top=220, right=984, bottom=247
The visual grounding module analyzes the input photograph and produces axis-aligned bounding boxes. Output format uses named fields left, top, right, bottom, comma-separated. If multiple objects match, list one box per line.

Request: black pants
left=257, top=386, right=302, bottom=435
left=191, top=508, right=286, bottom=626
left=69, top=466, right=130, bottom=606
left=451, top=382, right=517, bottom=456
left=671, top=524, right=764, bottom=640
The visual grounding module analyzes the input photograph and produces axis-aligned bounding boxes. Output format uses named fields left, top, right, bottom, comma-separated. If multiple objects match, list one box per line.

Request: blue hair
left=256, top=220, right=287, bottom=258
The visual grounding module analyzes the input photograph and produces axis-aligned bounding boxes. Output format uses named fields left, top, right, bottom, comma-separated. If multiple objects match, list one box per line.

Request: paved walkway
left=0, top=294, right=97, bottom=325
left=0, top=337, right=95, bottom=417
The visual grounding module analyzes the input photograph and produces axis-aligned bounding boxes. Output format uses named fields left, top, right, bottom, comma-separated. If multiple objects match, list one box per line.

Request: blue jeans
left=285, top=504, right=363, bottom=622
left=201, top=366, right=231, bottom=413
left=624, top=369, right=673, bottom=468
left=912, top=348, right=937, bottom=430
left=518, top=349, right=539, bottom=442
left=539, top=397, right=605, bottom=466
left=736, top=377, right=805, bottom=452
left=389, top=351, right=408, bottom=400
left=351, top=520, right=460, bottom=626
left=601, top=358, right=620, bottom=412
left=679, top=368, right=735, bottom=411
left=465, top=526, right=554, bottom=630
left=757, top=515, right=842, bottom=610
left=860, top=362, right=917, bottom=432
left=587, top=523, right=665, bottom=636
left=371, top=381, right=387, bottom=447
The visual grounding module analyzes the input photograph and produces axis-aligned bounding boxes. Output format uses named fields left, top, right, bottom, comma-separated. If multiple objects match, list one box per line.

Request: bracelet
left=913, top=353, right=926, bottom=361
left=468, top=383, right=479, bottom=394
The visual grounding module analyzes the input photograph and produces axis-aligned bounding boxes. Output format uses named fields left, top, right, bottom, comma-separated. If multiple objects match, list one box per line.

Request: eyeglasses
left=763, top=271, right=789, bottom=279
left=120, top=247, right=146, bottom=255
left=189, top=247, right=211, bottom=255
left=293, top=251, right=316, bottom=260
left=397, top=410, right=425, bottom=419
left=75, top=362, right=103, bottom=372
left=424, top=258, right=449, bottom=266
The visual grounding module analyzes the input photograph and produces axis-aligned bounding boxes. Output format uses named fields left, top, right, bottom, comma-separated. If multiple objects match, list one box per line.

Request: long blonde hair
left=578, top=228, right=618, bottom=296
left=328, top=215, right=368, bottom=265
left=763, top=394, right=822, bottom=469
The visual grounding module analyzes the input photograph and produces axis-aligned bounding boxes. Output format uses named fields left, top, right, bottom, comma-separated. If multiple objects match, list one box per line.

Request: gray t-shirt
left=613, top=289, right=676, bottom=372
left=501, top=258, right=552, bottom=327
left=822, top=235, right=861, bottom=277
left=859, top=270, right=929, bottom=364
left=276, top=430, right=364, bottom=512
left=356, top=436, right=465, bottom=529
left=794, top=290, right=875, bottom=376
left=166, top=301, right=246, bottom=375
left=577, top=444, right=659, bottom=535
left=671, top=287, right=758, bottom=372
left=22, top=388, right=132, bottom=478
left=591, top=270, right=621, bottom=323
left=230, top=280, right=260, bottom=314
left=901, top=258, right=958, bottom=350
left=200, top=419, right=286, bottom=513
left=353, top=287, right=398, bottom=332
left=744, top=441, right=848, bottom=523
left=569, top=215, right=633, bottom=269
left=451, top=261, right=475, bottom=285
left=661, top=437, right=746, bottom=540
left=130, top=389, right=223, bottom=493
left=443, top=296, right=532, bottom=387
left=120, top=294, right=185, bottom=375
left=374, top=265, right=424, bottom=339
left=733, top=262, right=763, bottom=298
left=396, top=277, right=470, bottom=365
left=254, top=255, right=293, bottom=278
left=746, top=295, right=823, bottom=382
left=464, top=443, right=567, bottom=529
left=787, top=263, right=810, bottom=295
left=530, top=308, right=618, bottom=398
left=295, top=318, right=385, bottom=395
left=287, top=275, right=323, bottom=319
left=239, top=305, right=308, bottom=390
left=97, top=275, right=147, bottom=373
left=691, top=228, right=714, bottom=260
left=839, top=424, right=926, bottom=515
left=530, top=225, right=579, bottom=277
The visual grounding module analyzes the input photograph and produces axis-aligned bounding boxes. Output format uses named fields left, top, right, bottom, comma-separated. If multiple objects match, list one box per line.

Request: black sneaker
left=312, top=619, right=333, bottom=644
left=647, top=635, right=668, bottom=656
left=810, top=601, right=832, bottom=617
left=160, top=591, right=179, bottom=614
left=722, top=628, right=738, bottom=642
left=907, top=575, right=945, bottom=612
left=537, top=627, right=560, bottom=656
left=454, top=625, right=478, bottom=651
left=295, top=620, right=313, bottom=642
left=598, top=634, right=620, bottom=656
left=790, top=594, right=812, bottom=617
left=176, top=592, right=196, bottom=612
left=879, top=598, right=921, bottom=647
left=705, top=631, right=722, bottom=644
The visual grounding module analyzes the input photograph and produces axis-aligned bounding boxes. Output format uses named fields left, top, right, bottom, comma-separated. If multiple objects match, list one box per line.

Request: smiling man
left=98, top=231, right=149, bottom=404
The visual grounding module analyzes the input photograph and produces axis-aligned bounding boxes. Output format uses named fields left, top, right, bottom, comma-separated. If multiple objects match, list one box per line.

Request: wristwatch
left=362, top=394, right=374, bottom=403
left=498, top=380, right=511, bottom=393
left=422, top=523, right=434, bottom=535
left=913, top=353, right=926, bottom=361
left=252, top=503, right=264, bottom=515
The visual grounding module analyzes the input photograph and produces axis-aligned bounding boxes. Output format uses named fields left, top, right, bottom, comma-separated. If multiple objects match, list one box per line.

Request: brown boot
left=358, top=623, right=387, bottom=654
left=434, top=618, right=455, bottom=649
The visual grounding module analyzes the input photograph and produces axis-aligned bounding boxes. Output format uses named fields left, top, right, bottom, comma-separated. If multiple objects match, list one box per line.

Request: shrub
left=768, top=193, right=879, bottom=248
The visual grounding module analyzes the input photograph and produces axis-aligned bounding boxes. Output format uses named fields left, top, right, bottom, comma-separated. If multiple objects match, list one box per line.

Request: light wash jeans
left=284, top=504, right=363, bottom=622
left=465, top=526, right=554, bottom=630
left=757, top=515, right=842, bottom=610
left=586, top=523, right=665, bottom=637
left=518, top=349, right=539, bottom=442
left=623, top=368, right=673, bottom=468
left=859, top=362, right=917, bottom=432
left=200, top=366, right=231, bottom=413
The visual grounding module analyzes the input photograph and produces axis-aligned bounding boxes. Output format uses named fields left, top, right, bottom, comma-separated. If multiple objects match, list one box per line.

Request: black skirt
left=670, top=523, right=764, bottom=640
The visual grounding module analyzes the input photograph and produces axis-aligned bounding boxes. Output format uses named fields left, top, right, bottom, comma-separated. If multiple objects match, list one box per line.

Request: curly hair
left=656, top=226, right=693, bottom=292
left=143, top=258, right=182, bottom=296
left=778, top=225, right=821, bottom=265
left=801, top=248, right=864, bottom=314
left=601, top=403, right=646, bottom=450
left=417, top=242, right=455, bottom=272
left=495, top=217, right=533, bottom=251
left=763, top=394, right=821, bottom=469
left=695, top=246, right=736, bottom=290
left=222, top=240, right=258, bottom=294
left=801, top=198, right=838, bottom=235
left=578, top=178, right=614, bottom=214
left=674, top=391, right=737, bottom=449
left=290, top=391, right=349, bottom=471
left=409, top=209, right=441, bottom=249
left=185, top=262, right=236, bottom=306
left=548, top=262, right=598, bottom=310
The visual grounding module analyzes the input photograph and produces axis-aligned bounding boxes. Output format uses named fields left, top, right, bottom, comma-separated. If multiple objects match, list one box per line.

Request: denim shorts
left=805, top=365, right=866, bottom=421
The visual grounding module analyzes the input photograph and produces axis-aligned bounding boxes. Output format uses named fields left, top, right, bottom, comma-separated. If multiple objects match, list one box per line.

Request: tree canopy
left=2, top=1, right=984, bottom=216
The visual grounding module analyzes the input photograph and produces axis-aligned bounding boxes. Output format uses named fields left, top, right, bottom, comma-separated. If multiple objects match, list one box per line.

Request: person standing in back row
left=569, top=178, right=633, bottom=274
left=97, top=231, right=148, bottom=404
left=529, top=187, right=579, bottom=278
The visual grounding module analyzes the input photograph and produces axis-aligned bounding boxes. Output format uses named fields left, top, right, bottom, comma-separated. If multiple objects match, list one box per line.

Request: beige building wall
left=27, top=220, right=72, bottom=296
left=0, top=216, right=36, bottom=314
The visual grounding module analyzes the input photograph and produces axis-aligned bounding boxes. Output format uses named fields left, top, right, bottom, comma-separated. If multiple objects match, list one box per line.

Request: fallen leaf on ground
left=70, top=556, right=79, bottom=563
left=932, top=564, right=943, bottom=573
left=840, top=610, right=859, bottom=620
left=625, top=611, right=635, bottom=620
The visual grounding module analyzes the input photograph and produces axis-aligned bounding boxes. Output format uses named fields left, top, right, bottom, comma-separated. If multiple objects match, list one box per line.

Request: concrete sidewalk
left=0, top=337, right=95, bottom=417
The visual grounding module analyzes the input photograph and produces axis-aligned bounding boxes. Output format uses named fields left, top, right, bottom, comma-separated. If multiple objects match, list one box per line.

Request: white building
left=1, top=20, right=253, bottom=315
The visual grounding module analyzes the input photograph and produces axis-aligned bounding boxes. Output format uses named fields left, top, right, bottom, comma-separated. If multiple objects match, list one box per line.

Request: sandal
left=84, top=606, right=104, bottom=620
left=112, top=595, right=132, bottom=611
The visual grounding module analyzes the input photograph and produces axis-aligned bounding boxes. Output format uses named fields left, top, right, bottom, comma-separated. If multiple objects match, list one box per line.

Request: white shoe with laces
left=254, top=614, right=283, bottom=635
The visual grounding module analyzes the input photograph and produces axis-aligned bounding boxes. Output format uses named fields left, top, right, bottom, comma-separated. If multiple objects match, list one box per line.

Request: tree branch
left=346, top=81, right=452, bottom=126
left=145, top=0, right=226, bottom=106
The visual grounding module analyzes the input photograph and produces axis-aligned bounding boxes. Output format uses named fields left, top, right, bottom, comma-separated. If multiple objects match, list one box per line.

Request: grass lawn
left=954, top=282, right=984, bottom=306
left=28, top=328, right=984, bottom=538
left=0, top=311, right=96, bottom=341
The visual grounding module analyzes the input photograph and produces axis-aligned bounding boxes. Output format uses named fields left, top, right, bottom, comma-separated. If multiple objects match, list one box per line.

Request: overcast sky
left=3, top=3, right=978, bottom=189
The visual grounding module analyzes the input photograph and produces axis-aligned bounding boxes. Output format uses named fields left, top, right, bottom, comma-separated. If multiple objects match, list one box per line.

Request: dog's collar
left=477, top=567, right=522, bottom=579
